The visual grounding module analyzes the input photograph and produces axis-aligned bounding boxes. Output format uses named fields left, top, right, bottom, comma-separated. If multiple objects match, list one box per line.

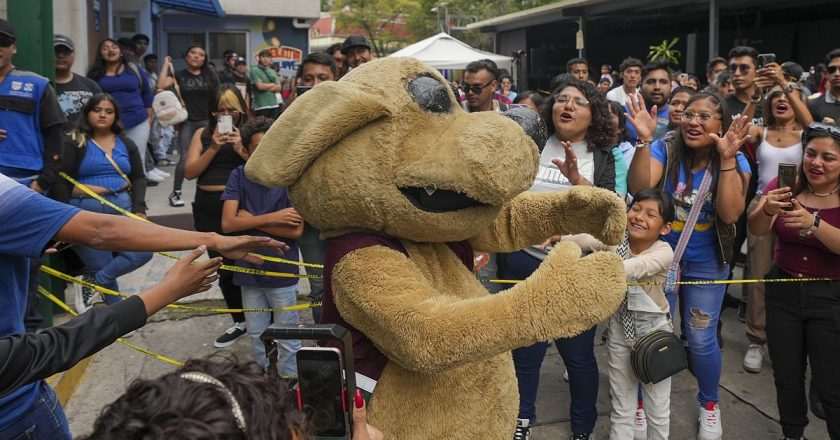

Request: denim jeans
left=0, top=382, right=72, bottom=440
left=68, top=192, right=152, bottom=305
left=241, top=285, right=301, bottom=376
left=500, top=250, right=599, bottom=435
left=765, top=265, right=840, bottom=439
left=299, top=222, right=326, bottom=323
left=678, top=259, right=729, bottom=406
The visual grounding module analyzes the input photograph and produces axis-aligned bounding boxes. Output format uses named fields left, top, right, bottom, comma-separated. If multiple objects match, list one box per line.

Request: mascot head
left=246, top=57, right=546, bottom=242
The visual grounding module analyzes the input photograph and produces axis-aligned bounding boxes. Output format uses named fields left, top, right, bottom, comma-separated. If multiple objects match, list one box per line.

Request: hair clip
left=179, top=372, right=247, bottom=432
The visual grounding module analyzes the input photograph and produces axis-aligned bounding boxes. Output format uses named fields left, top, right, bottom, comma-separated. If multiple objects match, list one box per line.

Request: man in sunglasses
left=725, top=46, right=763, bottom=123
left=807, top=48, right=840, bottom=125
left=461, top=59, right=505, bottom=113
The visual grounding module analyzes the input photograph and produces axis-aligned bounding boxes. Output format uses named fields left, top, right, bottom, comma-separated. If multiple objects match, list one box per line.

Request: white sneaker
left=742, top=344, right=765, bottom=373
left=698, top=402, right=722, bottom=440
left=634, top=403, right=647, bottom=439
left=513, top=418, right=531, bottom=440
left=146, top=170, right=165, bottom=182
left=151, top=167, right=171, bottom=177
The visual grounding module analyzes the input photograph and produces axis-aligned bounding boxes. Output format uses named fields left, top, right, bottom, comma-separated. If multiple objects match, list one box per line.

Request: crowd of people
left=0, top=12, right=839, bottom=440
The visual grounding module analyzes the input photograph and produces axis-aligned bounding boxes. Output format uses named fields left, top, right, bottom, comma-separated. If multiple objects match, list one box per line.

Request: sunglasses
left=828, top=66, right=840, bottom=75
left=803, top=122, right=840, bottom=144
left=728, top=63, right=752, bottom=74
left=460, top=81, right=492, bottom=95
left=0, top=37, right=14, bottom=48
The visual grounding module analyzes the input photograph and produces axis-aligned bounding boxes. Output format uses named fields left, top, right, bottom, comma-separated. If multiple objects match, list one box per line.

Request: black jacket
left=52, top=135, right=148, bottom=213
left=592, top=143, right=619, bottom=193
left=0, top=296, right=147, bottom=397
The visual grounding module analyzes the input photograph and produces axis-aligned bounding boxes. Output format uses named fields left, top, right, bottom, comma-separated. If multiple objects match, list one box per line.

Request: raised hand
left=624, top=93, right=657, bottom=141
left=710, top=113, right=751, bottom=161
left=551, top=141, right=588, bottom=186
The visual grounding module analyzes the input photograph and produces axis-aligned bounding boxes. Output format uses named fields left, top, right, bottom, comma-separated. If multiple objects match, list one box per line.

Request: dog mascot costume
left=247, top=58, right=627, bottom=439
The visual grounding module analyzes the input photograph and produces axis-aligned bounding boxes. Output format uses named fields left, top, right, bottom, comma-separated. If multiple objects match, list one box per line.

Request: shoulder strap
left=671, top=166, right=714, bottom=265
left=90, top=138, right=131, bottom=189
left=126, top=62, right=144, bottom=92
left=169, top=63, right=186, bottom=105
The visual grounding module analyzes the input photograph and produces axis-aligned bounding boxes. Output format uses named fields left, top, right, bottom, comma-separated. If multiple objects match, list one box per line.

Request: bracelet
left=762, top=204, right=775, bottom=217
left=635, top=140, right=652, bottom=149
left=720, top=166, right=738, bottom=172
left=749, top=94, right=762, bottom=103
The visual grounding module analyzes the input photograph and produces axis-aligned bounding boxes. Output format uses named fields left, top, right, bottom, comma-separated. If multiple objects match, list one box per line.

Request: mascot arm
left=332, top=242, right=625, bottom=374
left=469, top=186, right=627, bottom=253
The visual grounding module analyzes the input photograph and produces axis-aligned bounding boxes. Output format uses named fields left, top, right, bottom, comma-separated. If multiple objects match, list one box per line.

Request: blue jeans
left=299, top=222, right=326, bottom=323
left=679, top=260, right=729, bottom=406
left=241, top=285, right=301, bottom=376
left=500, top=250, right=599, bottom=434
left=0, top=382, right=72, bottom=440
left=69, top=192, right=153, bottom=305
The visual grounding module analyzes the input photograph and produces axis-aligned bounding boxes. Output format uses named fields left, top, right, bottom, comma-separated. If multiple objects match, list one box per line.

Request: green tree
left=332, top=0, right=422, bottom=57
left=648, top=37, right=681, bottom=65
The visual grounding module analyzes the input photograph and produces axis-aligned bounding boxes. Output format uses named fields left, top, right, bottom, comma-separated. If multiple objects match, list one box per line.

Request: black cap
left=781, top=62, right=805, bottom=82
left=341, top=35, right=370, bottom=55
left=234, top=56, right=247, bottom=65
left=54, top=34, right=75, bottom=51
left=0, top=19, right=15, bottom=40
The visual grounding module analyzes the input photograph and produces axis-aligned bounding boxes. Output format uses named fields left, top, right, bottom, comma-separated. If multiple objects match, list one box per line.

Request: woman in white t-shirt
left=505, top=78, right=626, bottom=440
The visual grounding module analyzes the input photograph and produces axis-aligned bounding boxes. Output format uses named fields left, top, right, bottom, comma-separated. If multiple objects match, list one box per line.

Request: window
left=165, top=31, right=248, bottom=71
left=115, top=12, right=139, bottom=37
left=209, top=32, right=247, bottom=68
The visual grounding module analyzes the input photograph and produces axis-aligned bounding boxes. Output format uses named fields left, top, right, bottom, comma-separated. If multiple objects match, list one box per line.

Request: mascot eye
left=408, top=76, right=452, bottom=113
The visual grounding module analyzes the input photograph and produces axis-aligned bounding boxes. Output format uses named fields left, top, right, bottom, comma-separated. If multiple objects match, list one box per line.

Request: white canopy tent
left=389, top=32, right=513, bottom=72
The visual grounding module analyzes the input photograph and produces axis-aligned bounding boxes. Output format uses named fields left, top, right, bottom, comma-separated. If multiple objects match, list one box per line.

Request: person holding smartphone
left=183, top=86, right=250, bottom=348
left=746, top=123, right=840, bottom=440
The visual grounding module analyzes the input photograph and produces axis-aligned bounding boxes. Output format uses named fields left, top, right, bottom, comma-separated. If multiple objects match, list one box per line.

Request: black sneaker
left=570, top=434, right=592, bottom=440
left=168, top=190, right=185, bottom=207
left=513, top=418, right=530, bottom=440
left=214, top=323, right=247, bottom=348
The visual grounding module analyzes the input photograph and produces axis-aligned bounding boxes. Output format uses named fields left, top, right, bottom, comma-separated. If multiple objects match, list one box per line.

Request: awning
left=153, top=0, right=225, bottom=17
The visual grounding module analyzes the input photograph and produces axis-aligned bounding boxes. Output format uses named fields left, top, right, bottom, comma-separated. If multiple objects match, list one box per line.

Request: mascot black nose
left=502, top=106, right=548, bottom=152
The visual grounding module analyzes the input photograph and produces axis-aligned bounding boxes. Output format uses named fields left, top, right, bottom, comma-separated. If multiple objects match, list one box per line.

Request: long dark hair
left=664, top=92, right=733, bottom=197
left=87, top=39, right=128, bottom=81
left=70, top=93, right=123, bottom=147
left=607, top=101, right=630, bottom=144
left=181, top=45, right=220, bottom=96
left=541, top=78, right=614, bottom=152
left=201, top=86, right=249, bottom=144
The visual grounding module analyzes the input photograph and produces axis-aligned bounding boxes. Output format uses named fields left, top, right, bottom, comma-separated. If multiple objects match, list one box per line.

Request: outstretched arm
left=468, top=186, right=627, bottom=253
left=332, top=241, right=625, bottom=373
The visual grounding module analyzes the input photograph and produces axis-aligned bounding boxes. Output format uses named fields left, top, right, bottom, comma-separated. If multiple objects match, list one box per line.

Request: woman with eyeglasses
left=156, top=47, right=221, bottom=207
left=626, top=91, right=751, bottom=440
left=502, top=78, right=626, bottom=440
left=747, top=123, right=840, bottom=439
left=183, top=86, right=250, bottom=348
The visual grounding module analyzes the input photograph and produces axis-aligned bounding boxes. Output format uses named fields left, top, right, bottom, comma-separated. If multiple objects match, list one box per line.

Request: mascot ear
left=245, top=81, right=388, bottom=187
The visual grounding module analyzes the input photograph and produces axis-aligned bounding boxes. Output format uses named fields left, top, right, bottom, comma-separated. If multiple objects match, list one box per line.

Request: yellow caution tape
left=59, top=172, right=324, bottom=278
left=38, top=286, right=185, bottom=367
left=39, top=265, right=322, bottom=313
left=482, top=277, right=833, bottom=286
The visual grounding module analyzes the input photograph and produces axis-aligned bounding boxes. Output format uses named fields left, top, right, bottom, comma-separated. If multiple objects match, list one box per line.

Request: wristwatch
left=784, top=82, right=798, bottom=95
left=809, top=212, right=821, bottom=233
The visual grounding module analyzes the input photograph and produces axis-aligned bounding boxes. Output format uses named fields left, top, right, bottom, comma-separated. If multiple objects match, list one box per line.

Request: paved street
left=59, top=165, right=830, bottom=439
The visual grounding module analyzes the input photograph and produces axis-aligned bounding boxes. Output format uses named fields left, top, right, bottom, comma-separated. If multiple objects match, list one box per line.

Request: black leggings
left=192, top=188, right=244, bottom=324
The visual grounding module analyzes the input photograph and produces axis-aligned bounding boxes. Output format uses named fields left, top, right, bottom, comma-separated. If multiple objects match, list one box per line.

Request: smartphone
left=217, top=114, right=233, bottom=134
left=296, top=347, right=348, bottom=437
left=778, top=162, right=797, bottom=210
left=758, top=53, right=776, bottom=68
left=296, top=85, right=313, bottom=97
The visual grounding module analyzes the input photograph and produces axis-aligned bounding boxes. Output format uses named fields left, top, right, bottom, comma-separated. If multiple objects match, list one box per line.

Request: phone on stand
left=758, top=53, right=776, bottom=68
left=778, top=162, right=797, bottom=210
left=296, top=347, right=349, bottom=438
left=217, top=114, right=233, bottom=134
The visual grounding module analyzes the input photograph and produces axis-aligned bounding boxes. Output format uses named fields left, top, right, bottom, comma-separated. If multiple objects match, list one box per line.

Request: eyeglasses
left=728, top=63, right=752, bottom=74
left=681, top=110, right=720, bottom=124
left=804, top=122, right=840, bottom=144
left=460, top=81, right=492, bottom=95
left=554, top=94, right=590, bottom=107
left=828, top=66, right=840, bottom=75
